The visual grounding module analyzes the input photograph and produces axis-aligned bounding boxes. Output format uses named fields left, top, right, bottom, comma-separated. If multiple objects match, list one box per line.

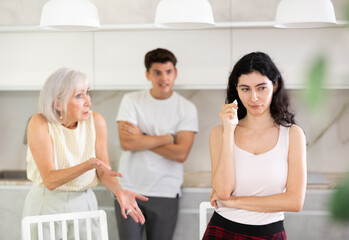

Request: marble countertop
left=0, top=171, right=347, bottom=189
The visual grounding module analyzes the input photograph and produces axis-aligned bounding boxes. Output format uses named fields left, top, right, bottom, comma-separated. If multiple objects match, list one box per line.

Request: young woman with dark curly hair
left=203, top=52, right=307, bottom=240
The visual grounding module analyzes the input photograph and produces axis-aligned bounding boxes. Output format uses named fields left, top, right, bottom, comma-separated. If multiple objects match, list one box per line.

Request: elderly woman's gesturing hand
left=90, top=158, right=123, bottom=177
left=116, top=189, right=149, bottom=224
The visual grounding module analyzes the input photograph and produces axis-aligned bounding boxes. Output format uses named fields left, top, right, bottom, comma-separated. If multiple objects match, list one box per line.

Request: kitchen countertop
left=0, top=171, right=347, bottom=189
left=182, top=171, right=348, bottom=189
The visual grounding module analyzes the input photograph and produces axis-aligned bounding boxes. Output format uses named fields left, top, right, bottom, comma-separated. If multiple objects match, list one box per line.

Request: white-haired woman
left=22, top=68, right=148, bottom=239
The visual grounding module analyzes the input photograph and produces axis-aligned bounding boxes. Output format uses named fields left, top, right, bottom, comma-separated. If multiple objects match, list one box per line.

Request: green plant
left=304, top=55, right=327, bottom=109
left=305, top=0, right=349, bottom=223
left=329, top=175, right=349, bottom=222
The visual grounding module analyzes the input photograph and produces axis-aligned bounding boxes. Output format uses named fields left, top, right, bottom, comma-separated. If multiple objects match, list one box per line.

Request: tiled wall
left=1, top=88, right=348, bottom=173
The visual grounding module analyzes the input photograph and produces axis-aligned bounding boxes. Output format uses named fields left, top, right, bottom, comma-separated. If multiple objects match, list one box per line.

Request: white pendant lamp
left=154, top=0, right=215, bottom=29
left=274, top=0, right=337, bottom=28
left=40, top=0, right=101, bottom=31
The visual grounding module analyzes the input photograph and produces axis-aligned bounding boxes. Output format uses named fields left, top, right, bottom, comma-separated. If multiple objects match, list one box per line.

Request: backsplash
left=0, top=89, right=348, bottom=173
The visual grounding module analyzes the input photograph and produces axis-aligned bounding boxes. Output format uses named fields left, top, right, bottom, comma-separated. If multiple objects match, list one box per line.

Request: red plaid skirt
left=202, top=212, right=287, bottom=240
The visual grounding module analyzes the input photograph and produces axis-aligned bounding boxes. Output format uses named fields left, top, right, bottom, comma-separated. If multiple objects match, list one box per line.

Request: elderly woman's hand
left=115, top=189, right=148, bottom=224
left=89, top=158, right=122, bottom=177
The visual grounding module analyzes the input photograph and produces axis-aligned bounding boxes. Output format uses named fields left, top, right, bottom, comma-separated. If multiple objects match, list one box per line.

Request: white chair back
left=199, top=201, right=214, bottom=239
left=22, top=210, right=108, bottom=240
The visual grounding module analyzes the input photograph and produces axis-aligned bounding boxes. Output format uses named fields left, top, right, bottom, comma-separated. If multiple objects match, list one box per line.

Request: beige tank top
left=26, top=111, right=99, bottom=191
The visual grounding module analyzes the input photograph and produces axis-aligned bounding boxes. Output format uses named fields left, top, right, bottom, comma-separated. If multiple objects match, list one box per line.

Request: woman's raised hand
left=116, top=189, right=148, bottom=224
left=219, top=102, right=238, bottom=128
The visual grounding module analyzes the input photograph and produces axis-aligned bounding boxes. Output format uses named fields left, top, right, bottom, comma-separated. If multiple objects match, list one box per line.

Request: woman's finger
left=220, top=109, right=235, bottom=116
left=128, top=210, right=139, bottom=223
left=121, top=207, right=127, bottom=219
left=223, top=103, right=235, bottom=109
left=213, top=201, right=218, bottom=209
left=222, top=104, right=238, bottom=113
left=135, top=193, right=149, bottom=202
left=133, top=207, right=145, bottom=224
left=210, top=198, right=215, bottom=207
left=108, top=170, right=122, bottom=177
left=127, top=206, right=145, bottom=224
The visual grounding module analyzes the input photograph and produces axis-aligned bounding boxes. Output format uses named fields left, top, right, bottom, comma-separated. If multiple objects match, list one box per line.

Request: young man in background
left=114, top=48, right=198, bottom=240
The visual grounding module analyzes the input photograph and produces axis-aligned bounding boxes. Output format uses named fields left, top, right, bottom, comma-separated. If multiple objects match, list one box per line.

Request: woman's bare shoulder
left=92, top=111, right=106, bottom=125
left=27, top=114, right=50, bottom=140
left=92, top=111, right=107, bottom=133
left=289, top=124, right=306, bottom=142
left=289, top=124, right=305, bottom=136
left=28, top=113, right=48, bottom=128
left=210, top=125, right=223, bottom=137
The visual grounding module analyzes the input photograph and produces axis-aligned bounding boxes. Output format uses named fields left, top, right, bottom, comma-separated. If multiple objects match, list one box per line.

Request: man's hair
left=144, top=48, right=177, bottom=71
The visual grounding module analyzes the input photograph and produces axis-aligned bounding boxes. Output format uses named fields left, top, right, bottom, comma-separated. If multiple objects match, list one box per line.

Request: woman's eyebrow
left=238, top=82, right=268, bottom=88
left=256, top=83, right=268, bottom=87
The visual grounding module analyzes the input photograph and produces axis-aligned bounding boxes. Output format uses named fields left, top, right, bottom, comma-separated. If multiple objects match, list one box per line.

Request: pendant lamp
left=154, top=0, right=215, bottom=29
left=40, top=0, right=101, bottom=31
left=274, top=0, right=336, bottom=28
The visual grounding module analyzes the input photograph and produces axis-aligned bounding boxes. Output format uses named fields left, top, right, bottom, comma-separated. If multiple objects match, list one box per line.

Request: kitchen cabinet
left=94, top=29, right=231, bottom=89
left=0, top=24, right=348, bottom=90
left=0, top=32, right=93, bottom=90
left=232, top=28, right=349, bottom=89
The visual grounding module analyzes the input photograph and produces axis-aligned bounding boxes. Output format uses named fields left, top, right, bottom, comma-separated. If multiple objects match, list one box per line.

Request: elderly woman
left=22, top=68, right=147, bottom=239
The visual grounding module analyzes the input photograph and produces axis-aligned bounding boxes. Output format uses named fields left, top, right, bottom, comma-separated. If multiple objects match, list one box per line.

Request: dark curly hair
left=144, top=48, right=177, bottom=72
left=226, top=52, right=295, bottom=127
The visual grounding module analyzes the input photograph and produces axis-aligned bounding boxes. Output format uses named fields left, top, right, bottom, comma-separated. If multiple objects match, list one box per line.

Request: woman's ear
left=273, top=80, right=279, bottom=93
left=54, top=99, right=63, bottom=111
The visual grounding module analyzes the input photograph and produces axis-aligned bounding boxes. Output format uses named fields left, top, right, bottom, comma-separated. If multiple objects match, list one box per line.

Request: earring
left=59, top=112, right=63, bottom=120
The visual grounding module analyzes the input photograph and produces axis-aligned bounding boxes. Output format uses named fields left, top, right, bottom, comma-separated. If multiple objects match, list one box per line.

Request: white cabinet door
left=232, top=28, right=349, bottom=89
left=94, top=29, right=231, bottom=89
left=1, top=27, right=347, bottom=90
left=0, top=32, right=94, bottom=90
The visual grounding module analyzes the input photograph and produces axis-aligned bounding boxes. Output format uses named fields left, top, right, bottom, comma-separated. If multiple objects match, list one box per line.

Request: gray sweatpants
left=115, top=195, right=179, bottom=240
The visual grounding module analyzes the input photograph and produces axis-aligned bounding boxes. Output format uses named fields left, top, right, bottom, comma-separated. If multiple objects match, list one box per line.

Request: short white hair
left=39, top=68, right=90, bottom=123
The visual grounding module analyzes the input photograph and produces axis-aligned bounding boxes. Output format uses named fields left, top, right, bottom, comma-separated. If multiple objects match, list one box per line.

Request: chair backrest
left=199, top=201, right=214, bottom=240
left=22, top=210, right=108, bottom=240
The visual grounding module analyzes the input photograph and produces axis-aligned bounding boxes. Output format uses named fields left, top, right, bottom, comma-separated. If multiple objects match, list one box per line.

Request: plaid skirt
left=202, top=212, right=287, bottom=240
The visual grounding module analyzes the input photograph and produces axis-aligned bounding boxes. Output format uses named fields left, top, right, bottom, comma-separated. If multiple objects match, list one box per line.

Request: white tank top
left=26, top=111, right=99, bottom=191
left=216, top=125, right=289, bottom=225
